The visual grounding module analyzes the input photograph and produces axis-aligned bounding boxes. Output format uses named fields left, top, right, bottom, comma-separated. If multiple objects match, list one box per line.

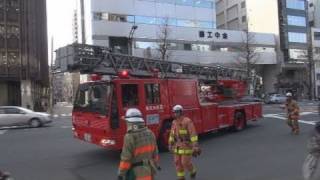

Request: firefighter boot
left=293, top=120, right=300, bottom=135
left=190, top=171, right=197, bottom=179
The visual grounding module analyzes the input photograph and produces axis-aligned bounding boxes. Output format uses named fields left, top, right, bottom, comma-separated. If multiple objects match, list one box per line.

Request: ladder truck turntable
left=55, top=43, right=263, bottom=150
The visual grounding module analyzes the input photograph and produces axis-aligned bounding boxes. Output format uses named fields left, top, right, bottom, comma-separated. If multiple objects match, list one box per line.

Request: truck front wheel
left=158, top=121, right=172, bottom=151
left=233, top=112, right=246, bottom=131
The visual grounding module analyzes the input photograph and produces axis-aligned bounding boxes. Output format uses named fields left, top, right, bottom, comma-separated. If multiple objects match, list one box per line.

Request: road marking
left=0, top=130, right=8, bottom=135
left=61, top=126, right=73, bottom=129
left=300, top=112, right=317, bottom=116
left=264, top=114, right=317, bottom=125
left=53, top=114, right=59, bottom=118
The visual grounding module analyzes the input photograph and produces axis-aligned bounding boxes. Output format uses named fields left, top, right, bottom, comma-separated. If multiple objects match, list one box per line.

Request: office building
left=0, top=0, right=49, bottom=109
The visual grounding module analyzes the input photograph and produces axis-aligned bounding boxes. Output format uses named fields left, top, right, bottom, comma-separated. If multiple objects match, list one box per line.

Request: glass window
left=109, top=14, right=134, bottom=23
left=122, top=84, right=139, bottom=107
left=145, top=84, right=161, bottom=104
left=194, top=0, right=213, bottom=8
left=241, top=1, right=246, bottom=8
left=158, top=0, right=175, bottom=4
left=289, top=49, right=308, bottom=59
left=315, top=32, right=320, bottom=40
left=288, top=32, right=307, bottom=43
left=177, top=19, right=196, bottom=27
left=242, top=16, right=246, bottom=23
left=197, top=21, right=213, bottom=29
left=74, top=83, right=111, bottom=115
left=286, top=0, right=305, bottom=10
left=156, top=18, right=177, bottom=26
left=135, top=41, right=159, bottom=49
left=4, top=108, right=21, bottom=114
left=287, top=15, right=306, bottom=26
left=192, top=44, right=210, bottom=51
left=184, top=44, right=192, bottom=51
left=176, top=0, right=193, bottom=6
left=317, top=74, right=320, bottom=81
left=0, top=108, right=4, bottom=114
left=135, top=16, right=156, bottom=25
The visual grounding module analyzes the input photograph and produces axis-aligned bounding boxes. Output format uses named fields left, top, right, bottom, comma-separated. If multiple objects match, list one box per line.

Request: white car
left=0, top=106, right=52, bottom=128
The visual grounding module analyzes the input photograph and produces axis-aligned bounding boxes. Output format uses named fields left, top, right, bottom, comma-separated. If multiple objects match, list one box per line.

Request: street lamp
left=128, top=25, right=138, bottom=55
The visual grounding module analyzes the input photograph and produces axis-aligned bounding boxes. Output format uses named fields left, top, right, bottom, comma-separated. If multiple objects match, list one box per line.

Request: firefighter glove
left=192, top=146, right=202, bottom=157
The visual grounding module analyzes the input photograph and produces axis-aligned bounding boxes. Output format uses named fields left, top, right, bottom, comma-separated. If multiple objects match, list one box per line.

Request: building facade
left=0, top=0, right=49, bottom=109
left=216, top=0, right=311, bottom=98
left=312, top=28, right=320, bottom=97
left=78, top=0, right=278, bottom=94
left=309, top=0, right=320, bottom=28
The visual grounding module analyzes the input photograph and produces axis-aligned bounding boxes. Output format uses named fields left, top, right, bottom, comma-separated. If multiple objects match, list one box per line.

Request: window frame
left=121, top=84, right=139, bottom=107
left=144, top=83, right=161, bottom=105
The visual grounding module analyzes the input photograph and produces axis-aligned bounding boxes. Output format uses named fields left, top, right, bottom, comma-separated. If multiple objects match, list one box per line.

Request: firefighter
left=285, top=92, right=300, bottom=135
left=168, top=105, right=201, bottom=180
left=117, top=108, right=160, bottom=180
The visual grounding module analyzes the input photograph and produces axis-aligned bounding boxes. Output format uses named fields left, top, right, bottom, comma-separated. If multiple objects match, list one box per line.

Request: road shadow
left=199, top=123, right=262, bottom=144
left=0, top=124, right=53, bottom=131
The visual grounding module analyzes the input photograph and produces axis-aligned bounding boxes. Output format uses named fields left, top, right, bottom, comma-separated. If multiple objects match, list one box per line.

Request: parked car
left=240, top=96, right=263, bottom=102
left=0, top=106, right=52, bottom=128
left=265, top=94, right=287, bottom=104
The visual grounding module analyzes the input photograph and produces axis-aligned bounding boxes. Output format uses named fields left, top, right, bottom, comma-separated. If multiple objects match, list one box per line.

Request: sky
left=47, top=0, right=77, bottom=64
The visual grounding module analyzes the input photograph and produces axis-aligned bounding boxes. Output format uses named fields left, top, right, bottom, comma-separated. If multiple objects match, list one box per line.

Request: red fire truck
left=55, top=44, right=262, bottom=150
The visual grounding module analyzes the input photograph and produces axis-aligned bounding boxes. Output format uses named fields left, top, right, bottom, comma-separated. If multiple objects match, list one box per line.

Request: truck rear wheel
left=233, top=112, right=246, bottom=131
left=158, top=121, right=172, bottom=151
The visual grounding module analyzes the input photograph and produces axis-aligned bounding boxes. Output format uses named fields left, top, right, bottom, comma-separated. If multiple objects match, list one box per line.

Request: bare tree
left=157, top=17, right=171, bottom=61
left=234, top=29, right=260, bottom=95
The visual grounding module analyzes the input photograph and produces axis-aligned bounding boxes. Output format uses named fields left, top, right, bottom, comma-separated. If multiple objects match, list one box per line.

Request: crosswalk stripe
left=0, top=130, right=8, bottom=135
left=264, top=114, right=316, bottom=125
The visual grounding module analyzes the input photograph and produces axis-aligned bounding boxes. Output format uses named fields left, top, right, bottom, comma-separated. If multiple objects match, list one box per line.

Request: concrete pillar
left=0, top=82, right=8, bottom=106
left=21, top=80, right=34, bottom=109
left=262, top=64, right=279, bottom=94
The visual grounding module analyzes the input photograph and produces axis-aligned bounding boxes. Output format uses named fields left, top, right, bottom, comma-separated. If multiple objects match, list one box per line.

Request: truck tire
left=233, top=112, right=246, bottom=131
left=158, top=121, right=172, bottom=151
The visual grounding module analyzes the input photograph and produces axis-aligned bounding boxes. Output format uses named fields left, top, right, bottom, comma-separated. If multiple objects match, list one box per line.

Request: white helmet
left=125, top=108, right=144, bottom=123
left=286, top=92, right=293, bottom=97
left=172, top=105, right=183, bottom=112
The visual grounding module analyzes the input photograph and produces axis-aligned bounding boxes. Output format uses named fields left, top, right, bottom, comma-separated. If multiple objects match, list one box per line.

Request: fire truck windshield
left=74, top=83, right=112, bottom=115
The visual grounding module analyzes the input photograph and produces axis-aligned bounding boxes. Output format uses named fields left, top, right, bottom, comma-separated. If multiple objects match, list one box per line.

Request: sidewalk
left=52, top=102, right=73, bottom=118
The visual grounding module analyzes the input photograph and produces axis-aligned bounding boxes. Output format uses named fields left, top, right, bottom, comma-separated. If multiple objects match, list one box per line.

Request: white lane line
left=61, top=126, right=73, bottom=129
left=300, top=112, right=317, bottom=116
left=264, top=114, right=316, bottom=125
left=53, top=114, right=59, bottom=118
left=0, top=130, right=8, bottom=135
left=61, top=114, right=67, bottom=117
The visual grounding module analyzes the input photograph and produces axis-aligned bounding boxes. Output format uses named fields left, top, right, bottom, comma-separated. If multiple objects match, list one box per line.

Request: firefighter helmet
left=286, top=92, right=293, bottom=97
left=125, top=108, right=144, bottom=123
left=172, top=105, right=183, bottom=113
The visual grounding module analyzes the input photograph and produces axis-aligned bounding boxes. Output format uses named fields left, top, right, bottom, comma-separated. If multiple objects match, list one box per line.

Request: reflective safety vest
left=286, top=100, right=300, bottom=120
left=118, top=127, right=159, bottom=180
left=169, top=116, right=198, bottom=155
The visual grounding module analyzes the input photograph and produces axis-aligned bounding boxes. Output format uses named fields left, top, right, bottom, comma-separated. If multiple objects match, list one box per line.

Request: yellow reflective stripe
left=174, top=148, right=193, bottom=155
left=169, top=136, right=174, bottom=143
left=191, top=135, right=198, bottom=142
left=177, top=171, right=185, bottom=177
left=179, top=129, right=188, bottom=135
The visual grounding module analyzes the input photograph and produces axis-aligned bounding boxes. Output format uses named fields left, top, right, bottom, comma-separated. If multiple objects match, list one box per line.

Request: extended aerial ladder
left=54, top=43, right=247, bottom=81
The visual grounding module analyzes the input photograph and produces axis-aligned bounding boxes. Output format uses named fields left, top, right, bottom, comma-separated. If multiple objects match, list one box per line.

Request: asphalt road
left=0, top=104, right=319, bottom=180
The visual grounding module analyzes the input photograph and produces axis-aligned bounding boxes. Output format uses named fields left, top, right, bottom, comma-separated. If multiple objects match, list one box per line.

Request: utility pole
left=49, top=37, right=54, bottom=114
left=80, top=0, right=86, bottom=44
